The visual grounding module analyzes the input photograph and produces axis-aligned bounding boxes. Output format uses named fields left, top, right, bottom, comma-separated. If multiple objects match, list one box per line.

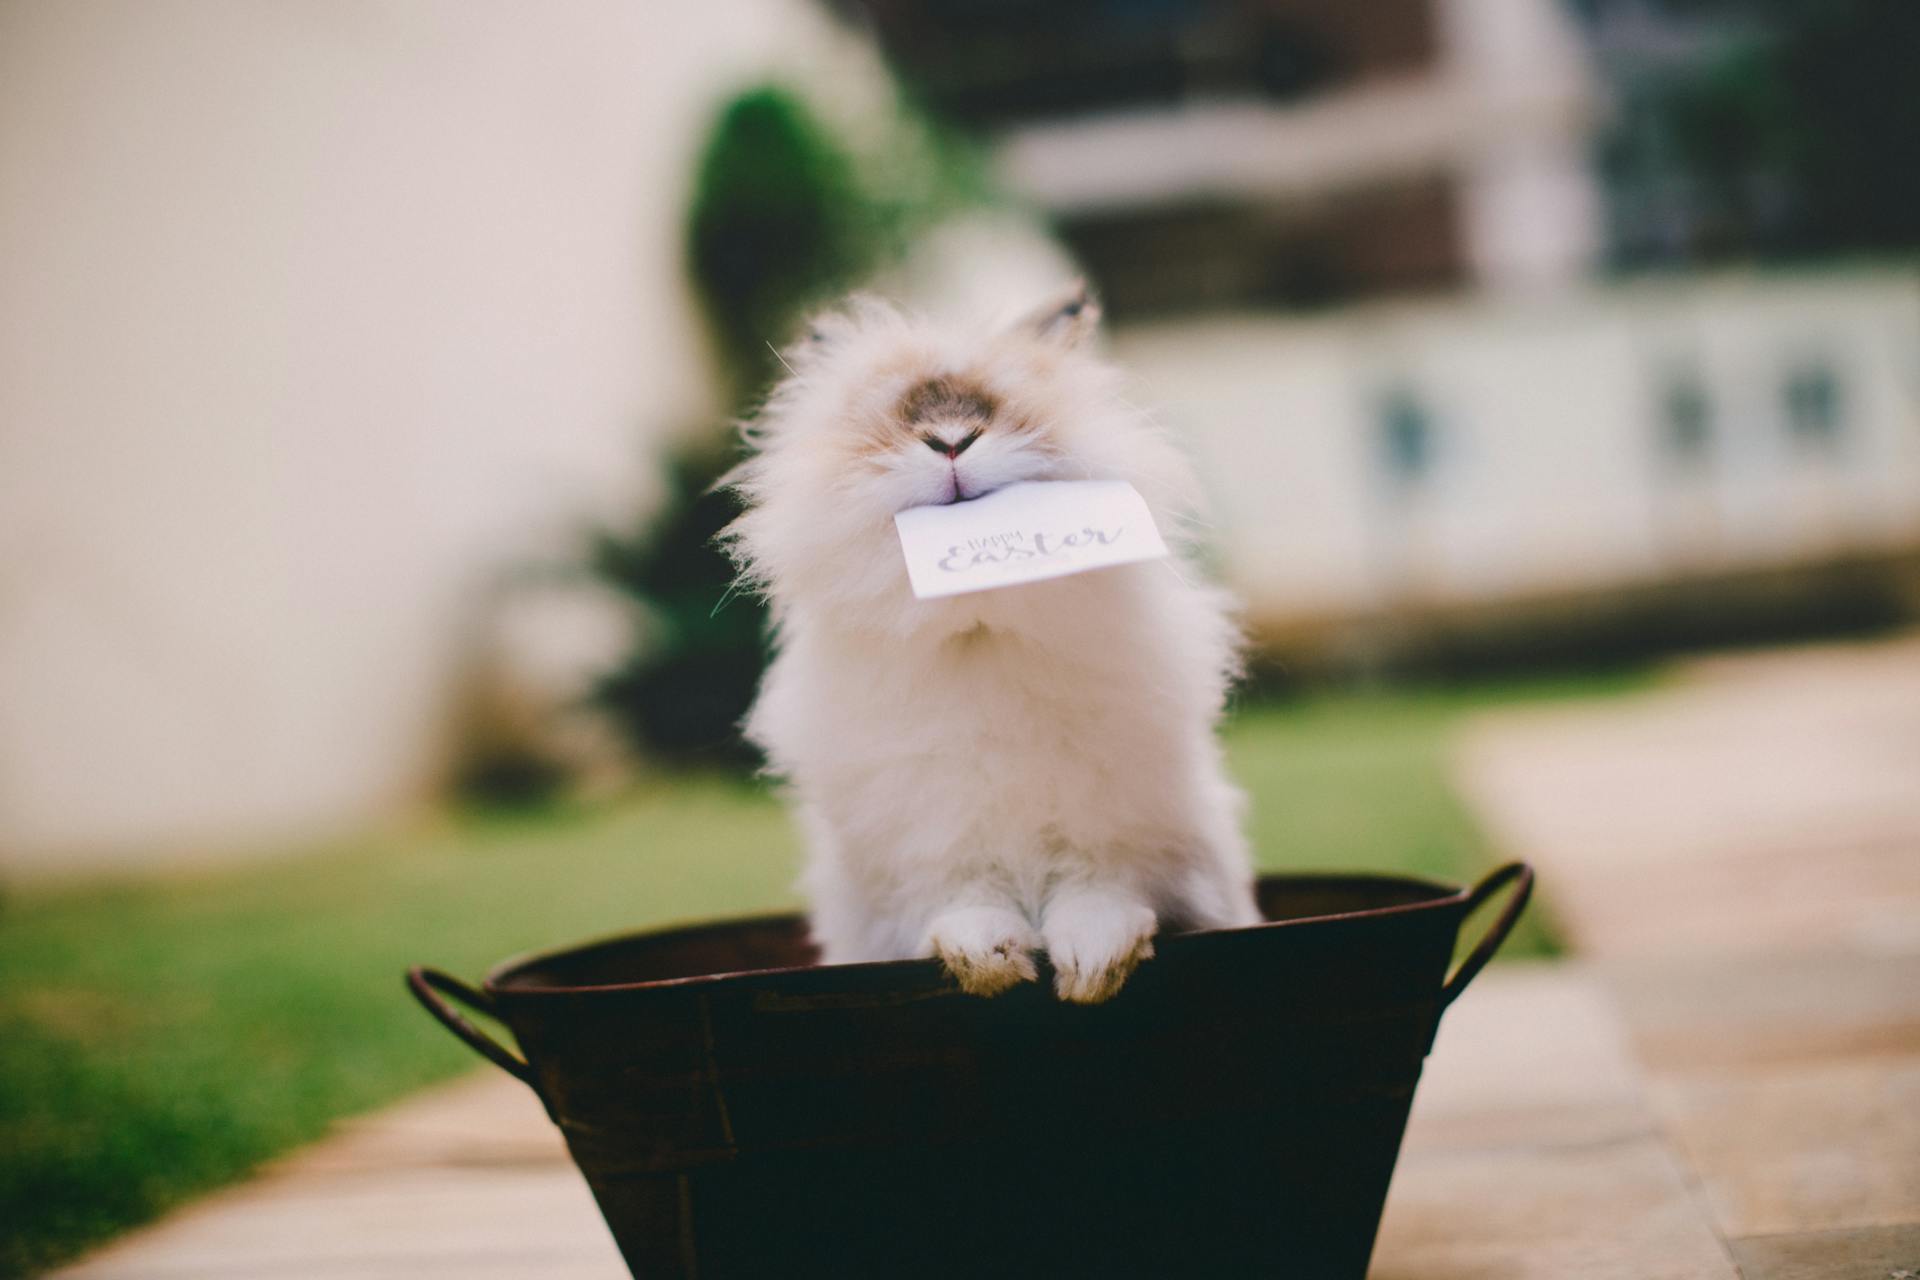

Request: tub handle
left=407, top=966, right=538, bottom=1091
left=1439, top=862, right=1533, bottom=1009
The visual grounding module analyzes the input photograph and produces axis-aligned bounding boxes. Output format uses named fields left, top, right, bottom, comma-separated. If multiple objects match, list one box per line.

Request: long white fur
left=724, top=284, right=1259, bottom=1002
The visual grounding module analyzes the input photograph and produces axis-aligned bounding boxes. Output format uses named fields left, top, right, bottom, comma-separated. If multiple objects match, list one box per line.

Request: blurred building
left=840, top=0, right=1605, bottom=310
left=842, top=0, right=1920, bottom=669
left=0, top=0, right=882, bottom=873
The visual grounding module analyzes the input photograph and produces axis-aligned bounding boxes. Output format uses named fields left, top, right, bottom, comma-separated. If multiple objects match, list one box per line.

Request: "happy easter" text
left=938, top=525, right=1124, bottom=574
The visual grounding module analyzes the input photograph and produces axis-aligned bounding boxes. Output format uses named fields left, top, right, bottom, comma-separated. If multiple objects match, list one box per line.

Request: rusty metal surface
left=410, top=865, right=1532, bottom=1279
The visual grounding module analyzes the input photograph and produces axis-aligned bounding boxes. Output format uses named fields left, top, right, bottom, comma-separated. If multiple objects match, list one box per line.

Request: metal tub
left=410, top=863, right=1531, bottom=1277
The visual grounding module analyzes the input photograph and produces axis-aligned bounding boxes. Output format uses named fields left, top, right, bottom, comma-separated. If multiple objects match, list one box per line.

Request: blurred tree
left=687, top=87, right=876, bottom=397
left=591, top=83, right=986, bottom=765
left=1593, top=0, right=1920, bottom=266
left=1773, top=0, right=1920, bottom=254
left=590, top=439, right=767, bottom=764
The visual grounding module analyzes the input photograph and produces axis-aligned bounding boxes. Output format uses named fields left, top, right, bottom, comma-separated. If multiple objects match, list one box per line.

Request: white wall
left=0, top=0, right=865, bottom=872
left=1116, top=271, right=1920, bottom=632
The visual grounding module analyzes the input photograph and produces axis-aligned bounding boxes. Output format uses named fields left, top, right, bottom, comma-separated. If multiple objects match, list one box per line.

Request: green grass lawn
left=0, top=673, right=1642, bottom=1276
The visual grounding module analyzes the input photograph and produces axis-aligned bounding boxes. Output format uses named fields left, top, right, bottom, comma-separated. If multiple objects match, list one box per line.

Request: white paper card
left=893, top=480, right=1169, bottom=599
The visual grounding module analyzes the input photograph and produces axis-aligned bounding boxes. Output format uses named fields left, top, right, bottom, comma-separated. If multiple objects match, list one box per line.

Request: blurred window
left=1660, top=369, right=1713, bottom=467
left=1061, top=175, right=1464, bottom=317
left=1378, top=388, right=1437, bottom=488
left=835, top=0, right=1436, bottom=128
left=1252, top=20, right=1339, bottom=103
left=1783, top=360, right=1844, bottom=452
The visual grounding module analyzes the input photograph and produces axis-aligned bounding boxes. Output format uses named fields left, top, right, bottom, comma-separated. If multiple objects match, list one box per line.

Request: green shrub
left=590, top=438, right=766, bottom=765
left=687, top=86, right=880, bottom=393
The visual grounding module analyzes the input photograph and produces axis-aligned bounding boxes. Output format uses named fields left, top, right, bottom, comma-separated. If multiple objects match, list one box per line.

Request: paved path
left=1457, top=638, right=1920, bottom=959
left=1450, top=637, right=1920, bottom=1277
left=53, top=1073, right=618, bottom=1280
left=52, top=638, right=1920, bottom=1278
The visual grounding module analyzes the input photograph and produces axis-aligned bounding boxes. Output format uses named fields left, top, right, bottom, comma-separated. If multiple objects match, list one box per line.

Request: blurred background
left=3, top=0, right=1917, bottom=1274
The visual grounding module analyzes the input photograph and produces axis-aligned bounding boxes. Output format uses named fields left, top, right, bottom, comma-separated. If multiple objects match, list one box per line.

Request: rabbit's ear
left=786, top=293, right=899, bottom=368
left=796, top=308, right=852, bottom=354
left=1009, top=279, right=1101, bottom=349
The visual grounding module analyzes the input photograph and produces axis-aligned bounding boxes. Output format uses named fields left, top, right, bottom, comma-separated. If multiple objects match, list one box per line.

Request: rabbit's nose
left=922, top=429, right=980, bottom=459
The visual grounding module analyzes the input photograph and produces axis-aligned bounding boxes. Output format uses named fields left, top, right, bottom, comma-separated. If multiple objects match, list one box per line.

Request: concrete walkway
left=53, top=639, right=1920, bottom=1278
left=1458, top=638, right=1920, bottom=959
left=1447, top=637, right=1920, bottom=1278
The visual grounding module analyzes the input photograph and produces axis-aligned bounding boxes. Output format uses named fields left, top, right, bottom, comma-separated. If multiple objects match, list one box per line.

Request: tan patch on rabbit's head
left=897, top=374, right=999, bottom=428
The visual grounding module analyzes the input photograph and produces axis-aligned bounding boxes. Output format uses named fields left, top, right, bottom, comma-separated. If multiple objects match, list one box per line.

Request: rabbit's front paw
left=1042, top=888, right=1156, bottom=1004
left=927, top=905, right=1041, bottom=996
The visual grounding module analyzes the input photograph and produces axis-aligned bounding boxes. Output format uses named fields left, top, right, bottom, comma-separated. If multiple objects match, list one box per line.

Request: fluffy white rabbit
left=724, top=284, right=1258, bottom=1002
